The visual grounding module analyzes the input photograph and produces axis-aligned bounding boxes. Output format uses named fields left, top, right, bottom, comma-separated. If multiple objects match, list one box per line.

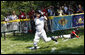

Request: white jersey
left=34, top=16, right=45, bottom=32
left=33, top=16, right=52, bottom=47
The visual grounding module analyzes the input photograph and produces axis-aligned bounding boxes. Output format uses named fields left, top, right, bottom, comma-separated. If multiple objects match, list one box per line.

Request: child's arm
left=72, top=31, right=79, bottom=38
left=44, top=16, right=47, bottom=20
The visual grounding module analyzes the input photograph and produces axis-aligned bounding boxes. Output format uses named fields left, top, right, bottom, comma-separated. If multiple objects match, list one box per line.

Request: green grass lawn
left=1, top=27, right=84, bottom=54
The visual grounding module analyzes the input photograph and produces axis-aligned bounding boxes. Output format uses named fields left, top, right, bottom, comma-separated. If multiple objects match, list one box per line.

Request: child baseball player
left=30, top=11, right=58, bottom=50
left=55, top=28, right=80, bottom=39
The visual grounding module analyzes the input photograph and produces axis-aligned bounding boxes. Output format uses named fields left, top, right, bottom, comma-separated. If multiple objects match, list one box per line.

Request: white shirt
left=10, top=15, right=18, bottom=20
left=64, top=6, right=68, bottom=12
left=4, top=16, right=10, bottom=25
left=59, top=10, right=63, bottom=16
left=5, top=17, right=9, bottom=21
left=48, top=9, right=53, bottom=16
left=34, top=16, right=45, bottom=32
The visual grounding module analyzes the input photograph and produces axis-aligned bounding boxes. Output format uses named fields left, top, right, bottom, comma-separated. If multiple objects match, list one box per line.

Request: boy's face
left=36, top=13, right=40, bottom=18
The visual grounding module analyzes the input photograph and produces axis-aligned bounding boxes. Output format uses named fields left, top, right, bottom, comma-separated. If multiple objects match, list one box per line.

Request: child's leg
left=60, top=34, right=71, bottom=39
left=41, top=30, right=51, bottom=42
left=33, top=32, right=40, bottom=47
left=40, top=29, right=58, bottom=42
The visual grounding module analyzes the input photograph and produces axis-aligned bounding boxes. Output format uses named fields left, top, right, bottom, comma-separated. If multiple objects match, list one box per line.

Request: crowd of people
left=3, top=3, right=84, bottom=33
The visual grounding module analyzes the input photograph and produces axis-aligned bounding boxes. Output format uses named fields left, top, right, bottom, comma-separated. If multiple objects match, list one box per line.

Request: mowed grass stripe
left=1, top=27, right=84, bottom=54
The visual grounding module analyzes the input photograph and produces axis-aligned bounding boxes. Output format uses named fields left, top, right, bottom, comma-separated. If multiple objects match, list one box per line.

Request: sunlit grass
left=1, top=27, right=84, bottom=54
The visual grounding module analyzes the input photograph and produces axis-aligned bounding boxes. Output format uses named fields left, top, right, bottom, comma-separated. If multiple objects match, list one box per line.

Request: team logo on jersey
left=59, top=18, right=67, bottom=26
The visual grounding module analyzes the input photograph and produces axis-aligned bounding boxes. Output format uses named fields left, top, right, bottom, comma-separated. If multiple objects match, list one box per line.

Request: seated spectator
left=77, top=4, right=84, bottom=13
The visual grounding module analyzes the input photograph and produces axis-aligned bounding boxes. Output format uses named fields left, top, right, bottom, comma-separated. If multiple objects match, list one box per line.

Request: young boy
left=55, top=28, right=80, bottom=39
left=30, top=11, right=58, bottom=50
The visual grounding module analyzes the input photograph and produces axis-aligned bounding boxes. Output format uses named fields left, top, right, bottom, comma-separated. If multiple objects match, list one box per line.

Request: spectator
left=58, top=6, right=64, bottom=16
left=71, top=4, right=77, bottom=14
left=28, top=8, right=35, bottom=20
left=28, top=8, right=35, bottom=33
left=41, top=6, right=49, bottom=32
left=19, top=10, right=26, bottom=19
left=10, top=11, right=19, bottom=31
left=77, top=4, right=84, bottom=13
left=51, top=6, right=55, bottom=16
left=41, top=6, right=48, bottom=16
left=10, top=11, right=18, bottom=20
left=4, top=13, right=10, bottom=21
left=63, top=4, right=68, bottom=15
left=4, top=13, right=10, bottom=26
left=68, top=5, right=74, bottom=15
left=19, top=10, right=26, bottom=33
left=54, top=5, right=59, bottom=16
left=47, top=6, right=55, bottom=16
left=47, top=7, right=52, bottom=16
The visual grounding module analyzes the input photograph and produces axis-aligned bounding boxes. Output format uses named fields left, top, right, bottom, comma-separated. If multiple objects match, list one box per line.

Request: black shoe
left=29, top=46, right=37, bottom=50
left=51, top=36, right=57, bottom=42
left=71, top=36, right=75, bottom=39
left=34, top=46, right=37, bottom=49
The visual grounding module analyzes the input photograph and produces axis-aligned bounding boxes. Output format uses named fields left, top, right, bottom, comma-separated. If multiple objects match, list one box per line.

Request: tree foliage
left=1, top=1, right=52, bottom=20
left=1, top=1, right=83, bottom=21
